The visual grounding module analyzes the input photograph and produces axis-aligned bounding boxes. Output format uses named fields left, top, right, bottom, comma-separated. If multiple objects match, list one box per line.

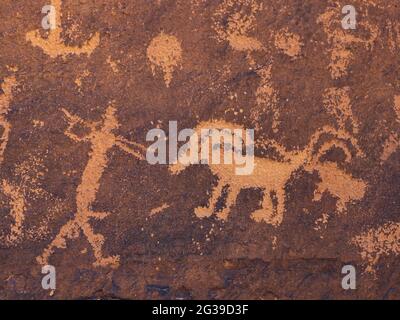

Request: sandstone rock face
left=0, top=0, right=399, bottom=299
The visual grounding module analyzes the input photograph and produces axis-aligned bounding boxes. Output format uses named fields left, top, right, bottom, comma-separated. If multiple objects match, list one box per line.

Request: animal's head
left=303, top=126, right=367, bottom=212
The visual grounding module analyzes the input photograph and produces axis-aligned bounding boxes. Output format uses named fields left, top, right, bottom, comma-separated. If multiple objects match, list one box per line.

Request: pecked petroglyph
left=387, top=20, right=400, bottom=53
left=394, top=95, right=400, bottom=122
left=0, top=76, right=17, bottom=164
left=274, top=28, right=303, bottom=59
left=147, top=32, right=183, bottom=87
left=318, top=1, right=379, bottom=79
left=0, top=75, right=27, bottom=246
left=251, top=63, right=280, bottom=132
left=381, top=132, right=399, bottom=162
left=380, top=95, right=400, bottom=162
left=323, top=87, right=360, bottom=134
left=26, top=0, right=100, bottom=58
left=0, top=152, right=66, bottom=246
left=214, top=0, right=264, bottom=52
left=37, top=104, right=146, bottom=268
left=214, top=0, right=272, bottom=129
left=150, top=203, right=170, bottom=217
left=1, top=180, right=26, bottom=245
left=353, top=222, right=400, bottom=273
left=213, top=0, right=304, bottom=133
left=170, top=121, right=367, bottom=226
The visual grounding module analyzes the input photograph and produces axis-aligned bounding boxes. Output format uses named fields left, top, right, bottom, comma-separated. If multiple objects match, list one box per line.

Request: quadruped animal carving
left=170, top=121, right=367, bottom=226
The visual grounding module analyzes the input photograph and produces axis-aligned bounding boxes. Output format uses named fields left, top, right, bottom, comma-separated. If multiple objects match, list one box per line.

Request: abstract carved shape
left=26, top=0, right=100, bottom=58
left=353, top=222, right=400, bottom=273
left=147, top=32, right=183, bottom=87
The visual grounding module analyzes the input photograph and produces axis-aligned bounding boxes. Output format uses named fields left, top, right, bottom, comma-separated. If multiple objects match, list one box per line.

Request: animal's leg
left=194, top=178, right=224, bottom=219
left=217, top=185, right=240, bottom=221
left=251, top=189, right=275, bottom=225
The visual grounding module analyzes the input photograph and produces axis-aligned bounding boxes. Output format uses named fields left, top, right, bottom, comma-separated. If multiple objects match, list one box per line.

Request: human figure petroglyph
left=170, top=121, right=367, bottom=226
left=318, top=1, right=379, bottom=79
left=26, top=0, right=100, bottom=58
left=37, top=104, right=146, bottom=268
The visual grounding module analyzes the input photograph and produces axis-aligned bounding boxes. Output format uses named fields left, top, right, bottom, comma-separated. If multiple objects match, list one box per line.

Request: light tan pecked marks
left=150, top=203, right=170, bottom=217
left=353, top=222, right=400, bottom=273
left=251, top=64, right=280, bottom=132
left=213, top=0, right=263, bottom=52
left=213, top=1, right=303, bottom=134
left=0, top=76, right=17, bottom=164
left=381, top=132, right=399, bottom=162
left=74, top=69, right=90, bottom=92
left=1, top=180, right=26, bottom=244
left=106, top=56, right=120, bottom=73
left=38, top=104, right=146, bottom=268
left=387, top=20, right=400, bottom=53
left=147, top=32, right=183, bottom=87
left=26, top=0, right=100, bottom=58
left=0, top=75, right=30, bottom=247
left=323, top=87, right=360, bottom=134
left=0, top=153, right=63, bottom=246
left=394, top=95, right=400, bottom=121
left=274, top=29, right=303, bottom=58
left=380, top=96, right=400, bottom=162
left=317, top=3, right=378, bottom=79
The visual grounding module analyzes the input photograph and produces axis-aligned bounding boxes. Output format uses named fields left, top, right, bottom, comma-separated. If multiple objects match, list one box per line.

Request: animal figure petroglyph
left=170, top=121, right=367, bottom=226
left=26, top=0, right=100, bottom=58
left=37, top=104, right=146, bottom=268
